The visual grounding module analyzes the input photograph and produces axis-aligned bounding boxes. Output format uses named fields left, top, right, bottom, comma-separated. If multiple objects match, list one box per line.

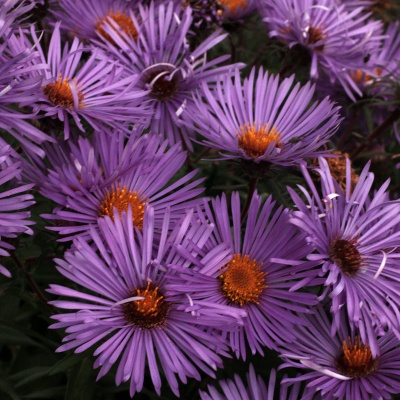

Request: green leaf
left=64, top=358, right=95, bottom=400
left=0, top=323, right=40, bottom=347
left=24, top=386, right=66, bottom=399
left=10, top=367, right=50, bottom=388
left=0, top=378, right=21, bottom=400
left=47, top=353, right=85, bottom=376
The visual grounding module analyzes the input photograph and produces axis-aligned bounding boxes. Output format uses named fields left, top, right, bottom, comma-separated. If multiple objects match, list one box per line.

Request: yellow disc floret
left=219, top=254, right=267, bottom=306
left=99, top=186, right=146, bottom=229
left=238, top=122, right=282, bottom=159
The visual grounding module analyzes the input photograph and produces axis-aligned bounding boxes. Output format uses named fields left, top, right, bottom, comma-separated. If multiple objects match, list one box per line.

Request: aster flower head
left=50, top=0, right=138, bottom=42
left=96, top=1, right=242, bottom=149
left=48, top=206, right=242, bottom=396
left=279, top=305, right=400, bottom=400
left=27, top=22, right=148, bottom=139
left=40, top=128, right=205, bottom=241
left=0, top=0, right=35, bottom=38
left=0, top=137, right=35, bottom=278
left=191, top=67, right=341, bottom=167
left=261, top=0, right=384, bottom=98
left=170, top=191, right=318, bottom=359
left=200, top=364, right=301, bottom=400
left=365, top=22, right=400, bottom=101
left=0, top=26, right=54, bottom=156
left=288, top=157, right=400, bottom=355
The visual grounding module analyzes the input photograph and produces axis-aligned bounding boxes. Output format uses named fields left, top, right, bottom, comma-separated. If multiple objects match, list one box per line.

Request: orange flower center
left=238, top=122, right=282, bottom=159
left=336, top=336, right=378, bottom=378
left=42, top=75, right=84, bottom=109
left=99, top=186, right=146, bottom=229
left=123, top=282, right=169, bottom=329
left=96, top=11, right=138, bottom=42
left=219, top=254, right=267, bottom=306
left=219, top=0, right=247, bottom=14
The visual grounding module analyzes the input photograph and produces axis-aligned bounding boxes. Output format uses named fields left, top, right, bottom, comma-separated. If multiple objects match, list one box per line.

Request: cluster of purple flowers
left=1, top=0, right=400, bottom=399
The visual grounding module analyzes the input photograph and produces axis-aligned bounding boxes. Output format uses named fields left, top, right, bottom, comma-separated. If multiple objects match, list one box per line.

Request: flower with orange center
left=278, top=305, right=400, bottom=399
left=336, top=336, right=378, bottom=378
left=193, top=67, right=340, bottom=165
left=219, top=254, right=267, bottom=306
left=42, top=75, right=84, bottom=109
left=319, top=152, right=359, bottom=193
left=238, top=122, right=282, bottom=159
left=219, top=0, right=247, bottom=14
left=98, top=186, right=146, bottom=229
left=96, top=10, right=138, bottom=43
left=123, top=282, right=169, bottom=329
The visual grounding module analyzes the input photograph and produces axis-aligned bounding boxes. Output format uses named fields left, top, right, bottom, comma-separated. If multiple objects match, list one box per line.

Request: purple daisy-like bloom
left=0, top=27, right=54, bottom=156
left=0, top=137, right=35, bottom=278
left=279, top=305, right=400, bottom=400
left=96, top=1, right=241, bottom=149
left=40, top=128, right=204, bottom=241
left=191, top=67, right=340, bottom=166
left=366, top=22, right=400, bottom=101
left=27, top=22, right=148, bottom=139
left=0, top=0, right=35, bottom=37
left=48, top=207, right=242, bottom=396
left=261, top=0, right=383, bottom=99
left=170, top=191, right=318, bottom=359
left=50, top=0, right=138, bottom=41
left=199, top=364, right=301, bottom=400
left=288, top=157, right=400, bottom=356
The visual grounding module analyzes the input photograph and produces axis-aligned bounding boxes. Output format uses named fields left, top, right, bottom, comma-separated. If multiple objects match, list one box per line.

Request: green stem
left=11, top=253, right=53, bottom=309
left=350, top=107, right=400, bottom=159
left=241, top=176, right=258, bottom=223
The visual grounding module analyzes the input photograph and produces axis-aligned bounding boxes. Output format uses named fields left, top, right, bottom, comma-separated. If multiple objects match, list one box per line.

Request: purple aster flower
left=288, top=157, right=400, bottom=355
left=48, top=206, right=241, bottom=396
left=50, top=0, right=138, bottom=42
left=0, top=27, right=54, bottom=156
left=191, top=67, right=340, bottom=167
left=279, top=305, right=400, bottom=400
left=366, top=22, right=400, bottom=101
left=170, top=191, right=318, bottom=359
left=40, top=128, right=204, bottom=241
left=26, top=22, right=148, bottom=139
left=0, top=0, right=35, bottom=37
left=96, top=1, right=241, bottom=150
left=0, top=138, right=35, bottom=278
left=199, top=364, right=301, bottom=400
left=261, top=0, right=384, bottom=99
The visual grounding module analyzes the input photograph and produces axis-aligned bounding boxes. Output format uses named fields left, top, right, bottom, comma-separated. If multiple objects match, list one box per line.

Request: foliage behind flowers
left=1, top=0, right=400, bottom=399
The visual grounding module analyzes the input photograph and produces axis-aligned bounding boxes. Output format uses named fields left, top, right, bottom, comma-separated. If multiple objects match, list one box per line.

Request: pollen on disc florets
left=42, top=75, right=84, bottom=109
left=99, top=186, right=146, bottom=229
left=312, top=151, right=359, bottom=193
left=329, top=237, right=365, bottom=277
left=238, top=121, right=282, bottom=159
left=96, top=10, right=138, bottom=43
left=219, top=254, right=267, bottom=306
left=336, top=336, right=378, bottom=378
left=219, top=0, right=248, bottom=14
left=123, top=282, right=169, bottom=329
